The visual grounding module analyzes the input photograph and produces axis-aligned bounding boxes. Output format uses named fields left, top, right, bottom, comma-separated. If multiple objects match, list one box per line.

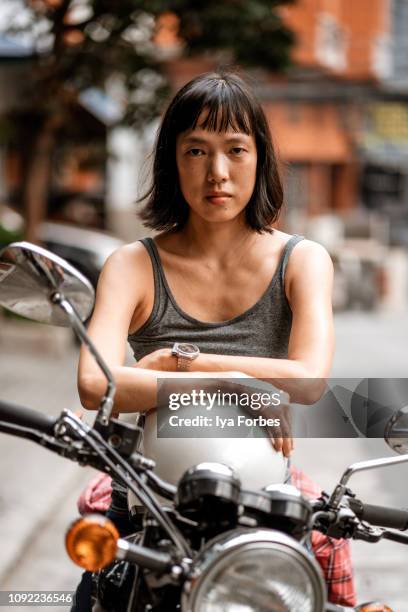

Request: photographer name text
left=168, top=414, right=281, bottom=428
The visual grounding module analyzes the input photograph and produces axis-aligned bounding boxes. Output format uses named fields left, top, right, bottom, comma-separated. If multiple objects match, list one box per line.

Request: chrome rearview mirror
left=0, top=241, right=94, bottom=325
left=0, top=242, right=115, bottom=426
left=384, top=406, right=408, bottom=455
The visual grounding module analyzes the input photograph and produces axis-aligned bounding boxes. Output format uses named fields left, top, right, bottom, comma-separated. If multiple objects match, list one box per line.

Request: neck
left=180, top=214, right=259, bottom=262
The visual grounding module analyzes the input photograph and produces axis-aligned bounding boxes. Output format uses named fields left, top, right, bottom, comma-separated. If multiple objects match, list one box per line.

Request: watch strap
left=176, top=355, right=192, bottom=372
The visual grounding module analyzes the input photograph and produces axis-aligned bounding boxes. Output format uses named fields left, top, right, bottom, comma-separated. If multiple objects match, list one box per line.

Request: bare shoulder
left=287, top=237, right=333, bottom=270
left=285, top=238, right=334, bottom=298
left=101, top=240, right=151, bottom=278
left=94, top=240, right=153, bottom=309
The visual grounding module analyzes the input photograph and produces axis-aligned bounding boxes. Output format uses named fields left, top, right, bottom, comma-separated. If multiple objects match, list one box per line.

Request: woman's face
left=176, top=113, right=257, bottom=225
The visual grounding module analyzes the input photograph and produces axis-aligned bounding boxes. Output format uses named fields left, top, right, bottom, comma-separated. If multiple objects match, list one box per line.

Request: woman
left=74, top=72, right=338, bottom=610
left=78, top=71, right=333, bottom=416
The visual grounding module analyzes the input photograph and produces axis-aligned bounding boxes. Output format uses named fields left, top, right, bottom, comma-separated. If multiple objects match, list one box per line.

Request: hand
left=133, top=348, right=176, bottom=371
left=226, top=379, right=294, bottom=458
left=267, top=403, right=293, bottom=458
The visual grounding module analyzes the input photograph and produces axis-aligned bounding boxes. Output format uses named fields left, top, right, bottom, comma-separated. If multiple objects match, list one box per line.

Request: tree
left=1, top=0, right=295, bottom=242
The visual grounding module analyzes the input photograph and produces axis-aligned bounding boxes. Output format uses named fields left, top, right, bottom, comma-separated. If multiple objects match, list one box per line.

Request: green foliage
left=0, top=223, right=22, bottom=246
left=176, top=0, right=295, bottom=69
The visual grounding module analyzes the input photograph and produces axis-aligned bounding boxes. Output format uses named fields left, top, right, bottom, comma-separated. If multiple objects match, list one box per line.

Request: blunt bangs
left=139, top=72, right=283, bottom=232
left=173, top=78, right=253, bottom=136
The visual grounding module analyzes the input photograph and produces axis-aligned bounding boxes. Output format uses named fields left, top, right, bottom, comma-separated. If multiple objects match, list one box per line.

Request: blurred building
left=0, top=35, right=109, bottom=230
left=272, top=0, right=408, bottom=311
left=268, top=0, right=387, bottom=230
left=284, top=0, right=392, bottom=80
left=275, top=0, right=408, bottom=246
left=0, top=36, right=34, bottom=206
left=388, top=0, right=408, bottom=89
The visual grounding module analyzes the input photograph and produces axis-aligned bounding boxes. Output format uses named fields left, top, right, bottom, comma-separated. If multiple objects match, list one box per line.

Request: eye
left=187, top=148, right=204, bottom=157
left=230, top=147, right=246, bottom=155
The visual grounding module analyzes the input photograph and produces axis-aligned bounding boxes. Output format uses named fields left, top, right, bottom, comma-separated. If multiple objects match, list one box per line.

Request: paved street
left=0, top=311, right=407, bottom=610
left=0, top=321, right=96, bottom=612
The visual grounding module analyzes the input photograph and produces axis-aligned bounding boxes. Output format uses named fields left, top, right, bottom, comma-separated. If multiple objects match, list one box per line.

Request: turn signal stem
left=116, top=539, right=175, bottom=573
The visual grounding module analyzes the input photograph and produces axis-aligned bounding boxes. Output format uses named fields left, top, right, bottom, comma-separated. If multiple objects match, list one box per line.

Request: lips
left=205, top=192, right=232, bottom=205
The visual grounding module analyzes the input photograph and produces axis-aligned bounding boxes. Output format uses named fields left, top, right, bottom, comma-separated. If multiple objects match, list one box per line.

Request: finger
left=270, top=435, right=283, bottom=453
left=280, top=415, right=292, bottom=439
left=282, top=437, right=292, bottom=458
left=281, top=405, right=292, bottom=433
left=267, top=423, right=281, bottom=440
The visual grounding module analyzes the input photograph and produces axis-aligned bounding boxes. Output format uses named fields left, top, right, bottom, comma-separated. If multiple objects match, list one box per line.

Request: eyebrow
left=181, top=135, right=251, bottom=145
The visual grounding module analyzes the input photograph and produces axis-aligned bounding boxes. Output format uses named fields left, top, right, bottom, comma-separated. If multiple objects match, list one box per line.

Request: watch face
left=178, top=343, right=198, bottom=355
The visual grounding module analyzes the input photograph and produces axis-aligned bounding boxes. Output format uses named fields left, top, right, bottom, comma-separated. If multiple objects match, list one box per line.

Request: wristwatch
left=171, top=342, right=200, bottom=371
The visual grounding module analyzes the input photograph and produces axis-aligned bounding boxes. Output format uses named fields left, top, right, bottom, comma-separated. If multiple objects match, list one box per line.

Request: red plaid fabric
left=77, top=471, right=112, bottom=516
left=78, top=466, right=356, bottom=607
left=290, top=466, right=357, bottom=607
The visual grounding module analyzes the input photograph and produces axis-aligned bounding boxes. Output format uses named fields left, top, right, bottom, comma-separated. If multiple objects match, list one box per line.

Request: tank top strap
left=279, top=234, right=304, bottom=284
left=139, top=237, right=168, bottom=322
left=142, top=237, right=172, bottom=293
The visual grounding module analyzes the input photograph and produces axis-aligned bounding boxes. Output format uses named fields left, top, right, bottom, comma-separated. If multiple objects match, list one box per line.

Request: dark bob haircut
left=139, top=72, right=283, bottom=232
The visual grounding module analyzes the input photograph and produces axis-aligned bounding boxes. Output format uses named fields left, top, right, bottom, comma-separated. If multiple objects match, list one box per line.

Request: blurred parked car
left=38, top=221, right=124, bottom=288
left=0, top=204, right=124, bottom=289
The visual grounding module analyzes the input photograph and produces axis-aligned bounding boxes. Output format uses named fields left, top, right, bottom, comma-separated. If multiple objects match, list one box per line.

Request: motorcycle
left=0, top=240, right=407, bottom=612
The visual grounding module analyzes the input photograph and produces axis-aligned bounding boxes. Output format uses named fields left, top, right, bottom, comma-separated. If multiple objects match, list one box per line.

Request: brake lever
left=352, top=523, right=385, bottom=543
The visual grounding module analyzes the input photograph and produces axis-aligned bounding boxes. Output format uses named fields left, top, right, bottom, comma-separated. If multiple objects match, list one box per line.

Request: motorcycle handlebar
left=383, top=529, right=408, bottom=545
left=349, top=497, right=408, bottom=530
left=0, top=399, right=58, bottom=436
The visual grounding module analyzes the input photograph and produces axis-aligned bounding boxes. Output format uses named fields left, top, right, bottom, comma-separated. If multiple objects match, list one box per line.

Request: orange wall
left=265, top=101, right=350, bottom=163
left=282, top=0, right=390, bottom=80
left=280, top=0, right=317, bottom=67
left=342, top=0, right=390, bottom=79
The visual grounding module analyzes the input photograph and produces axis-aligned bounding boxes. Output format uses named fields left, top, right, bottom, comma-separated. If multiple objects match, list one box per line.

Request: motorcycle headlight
left=182, top=529, right=325, bottom=612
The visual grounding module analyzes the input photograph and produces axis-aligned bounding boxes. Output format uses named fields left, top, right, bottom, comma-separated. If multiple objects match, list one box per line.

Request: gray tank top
left=128, top=235, right=304, bottom=360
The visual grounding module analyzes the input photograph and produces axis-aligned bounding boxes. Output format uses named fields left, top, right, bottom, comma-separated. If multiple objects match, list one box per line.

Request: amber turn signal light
left=356, top=603, right=393, bottom=612
left=65, top=514, right=120, bottom=572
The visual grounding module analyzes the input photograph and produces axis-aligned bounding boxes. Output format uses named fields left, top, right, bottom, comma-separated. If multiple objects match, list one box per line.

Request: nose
left=207, top=153, right=229, bottom=184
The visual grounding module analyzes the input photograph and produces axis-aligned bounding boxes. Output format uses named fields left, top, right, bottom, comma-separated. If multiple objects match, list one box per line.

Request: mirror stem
left=51, top=292, right=116, bottom=426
